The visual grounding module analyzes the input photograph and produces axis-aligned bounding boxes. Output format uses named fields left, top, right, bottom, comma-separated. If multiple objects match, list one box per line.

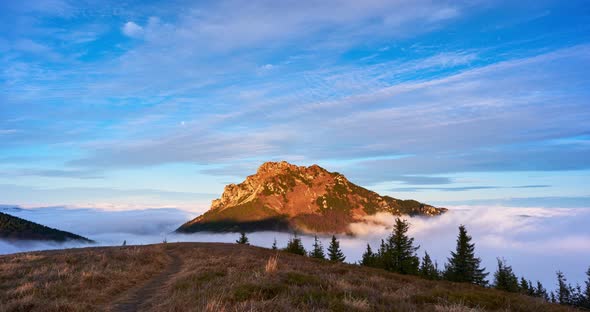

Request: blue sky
left=1, top=0, right=589, bottom=211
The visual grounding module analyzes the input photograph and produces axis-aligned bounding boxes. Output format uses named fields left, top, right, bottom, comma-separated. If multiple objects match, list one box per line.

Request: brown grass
left=265, top=254, right=279, bottom=274
left=146, top=243, right=576, bottom=312
left=0, top=243, right=579, bottom=312
left=0, top=245, right=168, bottom=312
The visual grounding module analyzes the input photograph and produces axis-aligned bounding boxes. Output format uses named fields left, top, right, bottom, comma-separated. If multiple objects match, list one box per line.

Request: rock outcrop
left=177, top=161, right=447, bottom=234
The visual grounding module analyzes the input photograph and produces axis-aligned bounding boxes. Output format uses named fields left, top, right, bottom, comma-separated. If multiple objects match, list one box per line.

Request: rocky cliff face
left=177, top=161, right=446, bottom=234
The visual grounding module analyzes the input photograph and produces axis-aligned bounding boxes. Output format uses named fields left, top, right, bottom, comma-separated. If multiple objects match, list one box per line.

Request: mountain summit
left=177, top=161, right=447, bottom=234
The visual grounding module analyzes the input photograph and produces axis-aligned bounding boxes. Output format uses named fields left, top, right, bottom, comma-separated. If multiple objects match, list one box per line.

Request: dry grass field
left=0, top=242, right=579, bottom=312
left=0, top=245, right=168, bottom=312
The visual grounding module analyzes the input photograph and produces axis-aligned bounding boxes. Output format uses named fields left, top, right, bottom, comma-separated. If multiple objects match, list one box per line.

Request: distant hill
left=0, top=212, right=93, bottom=242
left=177, top=161, right=447, bottom=234
left=0, top=205, right=24, bottom=213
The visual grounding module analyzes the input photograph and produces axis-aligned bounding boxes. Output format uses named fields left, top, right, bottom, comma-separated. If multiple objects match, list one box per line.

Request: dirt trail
left=110, top=246, right=183, bottom=312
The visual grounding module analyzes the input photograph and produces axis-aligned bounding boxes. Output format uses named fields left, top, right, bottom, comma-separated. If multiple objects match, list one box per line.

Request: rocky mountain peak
left=179, top=161, right=447, bottom=234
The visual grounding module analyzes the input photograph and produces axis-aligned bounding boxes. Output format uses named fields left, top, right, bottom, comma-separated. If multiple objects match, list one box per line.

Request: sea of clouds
left=1, top=205, right=589, bottom=291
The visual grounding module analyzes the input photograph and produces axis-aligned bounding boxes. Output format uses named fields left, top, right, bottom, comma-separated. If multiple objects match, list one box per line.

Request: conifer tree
left=327, top=235, right=345, bottom=262
left=527, top=279, right=535, bottom=296
left=236, top=232, right=249, bottom=244
left=383, top=218, right=420, bottom=275
left=584, top=266, right=590, bottom=308
left=419, top=251, right=439, bottom=279
left=519, top=277, right=534, bottom=295
left=444, top=225, right=488, bottom=286
left=493, top=258, right=519, bottom=292
left=361, top=244, right=376, bottom=267
left=374, top=239, right=387, bottom=269
left=271, top=238, right=277, bottom=250
left=284, top=233, right=306, bottom=255
left=535, top=280, right=549, bottom=301
left=309, top=235, right=326, bottom=259
left=557, top=271, right=571, bottom=305
left=571, top=284, right=584, bottom=307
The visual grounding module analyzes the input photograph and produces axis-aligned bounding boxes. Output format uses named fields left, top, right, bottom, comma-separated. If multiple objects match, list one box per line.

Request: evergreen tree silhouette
left=236, top=232, right=249, bottom=244
left=383, top=218, right=420, bottom=275
left=361, top=244, right=376, bottom=267
left=309, top=235, right=326, bottom=259
left=535, top=280, right=549, bottom=301
left=493, top=258, right=519, bottom=292
left=327, top=235, right=345, bottom=262
left=556, top=271, right=571, bottom=305
left=584, top=266, right=590, bottom=308
left=284, top=233, right=306, bottom=255
left=419, top=251, right=439, bottom=279
left=444, top=225, right=488, bottom=286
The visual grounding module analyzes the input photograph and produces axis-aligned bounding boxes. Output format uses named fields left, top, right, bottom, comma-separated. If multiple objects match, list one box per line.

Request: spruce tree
left=327, top=235, right=345, bottom=262
left=309, top=235, right=326, bottom=259
left=535, top=280, right=549, bottom=301
left=284, top=234, right=306, bottom=255
left=556, top=271, right=571, bottom=305
left=444, top=225, right=488, bottom=286
left=584, top=266, right=590, bottom=308
left=374, top=239, right=387, bottom=269
left=493, top=258, right=519, bottom=292
left=419, top=251, right=439, bottom=279
left=519, top=277, right=531, bottom=295
left=571, top=284, right=584, bottom=307
left=384, top=218, right=420, bottom=275
left=527, top=279, right=535, bottom=296
left=236, top=232, right=249, bottom=244
left=361, top=244, right=376, bottom=267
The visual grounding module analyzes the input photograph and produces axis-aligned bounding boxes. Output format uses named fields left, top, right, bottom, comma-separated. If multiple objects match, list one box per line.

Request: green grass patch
left=282, top=272, right=322, bottom=287
left=233, top=282, right=287, bottom=301
left=174, top=270, right=226, bottom=291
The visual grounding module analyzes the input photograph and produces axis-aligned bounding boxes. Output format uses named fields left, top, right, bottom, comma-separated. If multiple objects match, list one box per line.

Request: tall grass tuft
left=265, top=254, right=279, bottom=274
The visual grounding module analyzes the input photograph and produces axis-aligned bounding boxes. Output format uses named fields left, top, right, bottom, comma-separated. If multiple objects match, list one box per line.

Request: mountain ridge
left=177, top=161, right=447, bottom=234
left=0, top=211, right=93, bottom=242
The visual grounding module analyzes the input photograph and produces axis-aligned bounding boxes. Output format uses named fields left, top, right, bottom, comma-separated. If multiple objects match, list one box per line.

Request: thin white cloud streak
left=0, top=185, right=213, bottom=211
left=67, top=45, right=590, bottom=180
left=144, top=0, right=468, bottom=51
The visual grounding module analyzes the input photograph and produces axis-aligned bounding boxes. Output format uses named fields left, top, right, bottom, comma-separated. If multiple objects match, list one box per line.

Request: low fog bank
left=1, top=205, right=589, bottom=291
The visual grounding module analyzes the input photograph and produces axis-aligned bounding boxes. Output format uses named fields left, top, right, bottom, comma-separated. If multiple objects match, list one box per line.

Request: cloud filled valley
left=1, top=205, right=588, bottom=291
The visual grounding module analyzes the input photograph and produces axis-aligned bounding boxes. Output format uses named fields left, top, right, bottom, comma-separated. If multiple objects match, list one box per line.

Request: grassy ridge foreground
left=0, top=243, right=578, bottom=312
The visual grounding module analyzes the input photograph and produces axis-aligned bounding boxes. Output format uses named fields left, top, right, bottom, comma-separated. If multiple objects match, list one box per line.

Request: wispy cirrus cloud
left=64, top=45, right=590, bottom=183
left=390, top=185, right=551, bottom=192
left=0, top=0, right=589, bottom=208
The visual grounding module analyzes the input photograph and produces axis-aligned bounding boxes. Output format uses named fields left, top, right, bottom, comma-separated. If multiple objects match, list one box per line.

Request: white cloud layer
left=1, top=205, right=588, bottom=292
